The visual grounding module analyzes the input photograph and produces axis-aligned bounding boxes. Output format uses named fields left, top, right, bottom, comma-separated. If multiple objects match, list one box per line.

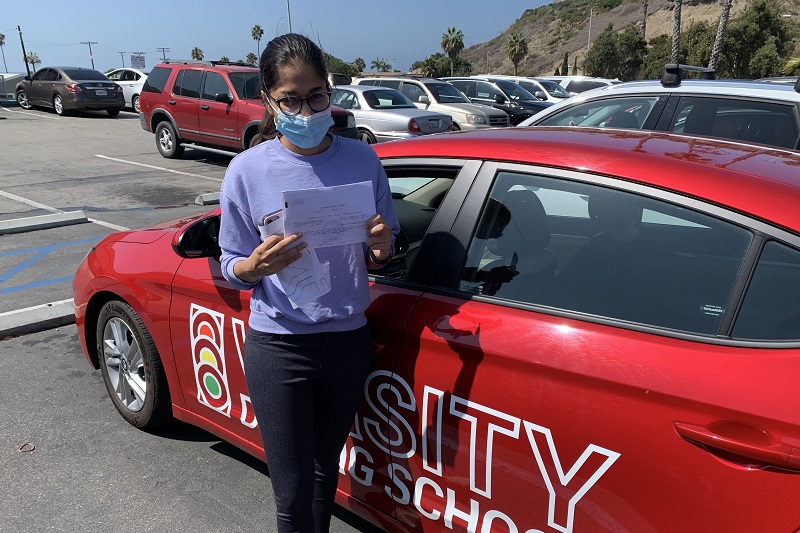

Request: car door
left=105, top=69, right=129, bottom=106
left=383, top=160, right=800, bottom=532
left=29, top=68, right=56, bottom=106
left=197, top=71, right=240, bottom=149
left=170, top=68, right=203, bottom=141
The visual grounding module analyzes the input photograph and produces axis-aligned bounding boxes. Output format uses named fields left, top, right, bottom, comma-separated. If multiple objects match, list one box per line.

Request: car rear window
left=142, top=67, right=171, bottom=94
left=62, top=69, right=108, bottom=81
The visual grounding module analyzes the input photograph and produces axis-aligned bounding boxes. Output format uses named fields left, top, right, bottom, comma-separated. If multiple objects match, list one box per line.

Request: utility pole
left=118, top=51, right=126, bottom=68
left=286, top=0, right=292, bottom=33
left=157, top=47, right=170, bottom=61
left=587, top=5, right=594, bottom=51
left=81, top=40, right=97, bottom=68
left=18, top=25, right=30, bottom=77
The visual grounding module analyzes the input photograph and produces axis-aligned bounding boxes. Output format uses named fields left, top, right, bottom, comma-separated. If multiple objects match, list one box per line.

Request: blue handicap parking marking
left=0, top=238, right=99, bottom=294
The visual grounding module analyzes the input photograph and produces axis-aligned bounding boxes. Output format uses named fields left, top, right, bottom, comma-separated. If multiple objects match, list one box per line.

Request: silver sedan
left=331, top=85, right=452, bottom=144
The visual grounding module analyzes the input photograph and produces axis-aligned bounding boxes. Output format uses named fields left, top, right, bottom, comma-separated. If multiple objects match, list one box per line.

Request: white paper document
left=257, top=211, right=331, bottom=308
left=282, top=181, right=375, bottom=249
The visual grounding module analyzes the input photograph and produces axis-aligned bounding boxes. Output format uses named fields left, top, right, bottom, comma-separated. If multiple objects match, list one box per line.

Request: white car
left=352, top=76, right=510, bottom=130
left=517, top=66, right=800, bottom=151
left=106, top=68, right=148, bottom=113
left=472, top=75, right=572, bottom=103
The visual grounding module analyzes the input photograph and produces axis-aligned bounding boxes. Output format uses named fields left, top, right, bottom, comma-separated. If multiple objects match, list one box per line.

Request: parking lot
left=0, top=103, right=228, bottom=334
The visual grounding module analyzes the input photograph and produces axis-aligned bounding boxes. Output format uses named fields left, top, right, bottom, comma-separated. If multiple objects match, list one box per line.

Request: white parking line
left=94, top=155, right=224, bottom=182
left=0, top=106, right=61, bottom=120
left=0, top=189, right=129, bottom=231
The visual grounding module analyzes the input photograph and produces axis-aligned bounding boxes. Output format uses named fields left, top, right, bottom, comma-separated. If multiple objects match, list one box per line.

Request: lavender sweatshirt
left=219, top=135, right=399, bottom=334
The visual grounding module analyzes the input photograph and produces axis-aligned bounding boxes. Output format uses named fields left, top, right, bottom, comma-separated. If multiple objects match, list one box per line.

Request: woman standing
left=218, top=33, right=399, bottom=532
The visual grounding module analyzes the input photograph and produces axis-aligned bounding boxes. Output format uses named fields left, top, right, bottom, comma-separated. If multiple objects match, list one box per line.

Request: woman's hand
left=365, top=214, right=393, bottom=267
left=234, top=233, right=306, bottom=283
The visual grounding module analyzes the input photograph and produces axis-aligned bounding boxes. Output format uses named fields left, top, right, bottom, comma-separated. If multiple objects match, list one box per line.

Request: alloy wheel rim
left=54, top=96, right=62, bottom=114
left=159, top=129, right=173, bottom=152
left=102, top=317, right=147, bottom=412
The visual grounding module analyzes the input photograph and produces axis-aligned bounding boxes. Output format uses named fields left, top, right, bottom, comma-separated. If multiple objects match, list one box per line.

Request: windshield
left=363, top=88, right=416, bottom=109
left=536, top=79, right=572, bottom=98
left=493, top=79, right=538, bottom=101
left=63, top=69, right=109, bottom=81
left=425, top=82, right=471, bottom=104
left=228, top=72, right=262, bottom=99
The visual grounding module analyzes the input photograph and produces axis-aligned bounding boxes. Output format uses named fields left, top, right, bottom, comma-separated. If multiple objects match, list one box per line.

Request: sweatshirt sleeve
left=218, top=184, right=261, bottom=291
left=374, top=161, right=401, bottom=250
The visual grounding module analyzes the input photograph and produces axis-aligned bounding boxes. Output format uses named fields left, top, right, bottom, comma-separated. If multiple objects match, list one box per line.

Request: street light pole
left=81, top=40, right=97, bottom=68
left=118, top=51, right=126, bottom=68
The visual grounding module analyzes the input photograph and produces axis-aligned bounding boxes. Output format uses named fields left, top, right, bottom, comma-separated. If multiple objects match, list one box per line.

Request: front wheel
left=358, top=129, right=376, bottom=144
left=132, top=94, right=141, bottom=113
left=16, top=90, right=31, bottom=109
left=53, top=94, right=65, bottom=116
left=96, top=300, right=171, bottom=429
left=155, top=121, right=184, bottom=158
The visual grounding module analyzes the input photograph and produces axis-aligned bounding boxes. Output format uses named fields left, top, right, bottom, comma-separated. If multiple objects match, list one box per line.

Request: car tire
left=248, top=133, right=263, bottom=148
left=451, top=122, right=461, bottom=131
left=16, top=90, right=31, bottom=109
left=96, top=300, right=171, bottom=429
left=358, top=129, right=377, bottom=144
left=132, top=94, right=141, bottom=114
left=53, top=94, right=65, bottom=116
left=107, top=109, right=120, bottom=117
left=155, top=121, right=184, bottom=158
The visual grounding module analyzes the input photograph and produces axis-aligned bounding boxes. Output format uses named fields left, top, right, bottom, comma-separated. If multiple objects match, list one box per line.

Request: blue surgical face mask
left=272, top=106, right=334, bottom=150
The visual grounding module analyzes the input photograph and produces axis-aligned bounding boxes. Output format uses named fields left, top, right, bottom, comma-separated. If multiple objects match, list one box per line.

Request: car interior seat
left=607, top=110, right=640, bottom=129
left=548, top=190, right=642, bottom=317
left=479, top=189, right=556, bottom=301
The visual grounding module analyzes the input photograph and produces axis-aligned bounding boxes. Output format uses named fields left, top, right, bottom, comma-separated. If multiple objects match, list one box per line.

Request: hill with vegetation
left=460, top=0, right=800, bottom=77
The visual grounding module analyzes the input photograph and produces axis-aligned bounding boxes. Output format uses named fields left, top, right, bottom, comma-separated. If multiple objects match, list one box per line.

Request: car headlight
left=465, top=114, right=487, bottom=125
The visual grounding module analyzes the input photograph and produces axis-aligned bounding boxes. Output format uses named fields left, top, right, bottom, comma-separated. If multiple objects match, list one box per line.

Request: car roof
left=335, top=85, right=402, bottom=93
left=373, top=127, right=800, bottom=234
left=155, top=61, right=258, bottom=72
left=576, top=78, right=800, bottom=102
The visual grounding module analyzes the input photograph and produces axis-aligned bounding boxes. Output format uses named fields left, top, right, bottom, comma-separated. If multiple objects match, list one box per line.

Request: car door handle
left=200, top=104, right=209, bottom=110
left=168, top=100, right=176, bottom=105
left=674, top=422, right=800, bottom=471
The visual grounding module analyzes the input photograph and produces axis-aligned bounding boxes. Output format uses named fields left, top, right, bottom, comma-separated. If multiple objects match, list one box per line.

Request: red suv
left=139, top=60, right=357, bottom=158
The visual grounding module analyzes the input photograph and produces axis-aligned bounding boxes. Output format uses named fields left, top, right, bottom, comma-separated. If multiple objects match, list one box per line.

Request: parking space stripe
left=0, top=190, right=62, bottom=213
left=94, top=155, right=224, bottom=182
left=0, top=107, right=61, bottom=120
left=0, top=276, right=74, bottom=294
left=0, top=238, right=99, bottom=286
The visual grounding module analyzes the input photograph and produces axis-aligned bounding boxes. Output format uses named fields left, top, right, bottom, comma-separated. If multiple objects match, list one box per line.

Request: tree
left=353, top=57, right=366, bottom=73
left=671, top=0, right=682, bottom=63
left=0, top=33, right=7, bottom=73
left=251, top=24, right=264, bottom=57
left=639, top=34, right=671, bottom=79
left=246, top=52, right=258, bottom=66
left=411, top=53, right=471, bottom=78
left=25, top=52, right=41, bottom=71
left=441, top=27, right=464, bottom=76
left=505, top=32, right=528, bottom=75
left=370, top=57, right=391, bottom=72
left=708, top=0, right=733, bottom=71
left=616, top=25, right=647, bottom=80
left=584, top=23, right=618, bottom=77
left=682, top=21, right=715, bottom=68
left=561, top=52, right=569, bottom=77
left=220, top=56, right=230, bottom=62
left=325, top=54, right=358, bottom=78
left=785, top=55, right=800, bottom=75
left=191, top=47, right=204, bottom=61
left=572, top=55, right=579, bottom=75
left=554, top=66, right=561, bottom=75
left=641, top=0, right=648, bottom=37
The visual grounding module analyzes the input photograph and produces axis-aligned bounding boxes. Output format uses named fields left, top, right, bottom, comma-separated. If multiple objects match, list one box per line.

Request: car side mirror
left=24, top=76, right=31, bottom=81
left=215, top=93, right=233, bottom=104
left=534, top=91, right=546, bottom=100
left=418, top=95, right=430, bottom=105
left=172, top=216, right=221, bottom=258
left=494, top=94, right=506, bottom=104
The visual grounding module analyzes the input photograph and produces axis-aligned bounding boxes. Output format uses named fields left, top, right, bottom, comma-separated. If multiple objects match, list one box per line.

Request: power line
left=81, top=40, right=98, bottom=68
left=118, top=51, right=126, bottom=68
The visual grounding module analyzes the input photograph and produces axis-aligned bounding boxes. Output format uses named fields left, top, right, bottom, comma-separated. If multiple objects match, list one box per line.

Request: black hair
left=255, top=33, right=329, bottom=142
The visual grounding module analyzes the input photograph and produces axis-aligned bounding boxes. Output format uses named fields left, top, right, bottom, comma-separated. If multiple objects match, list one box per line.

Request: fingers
left=251, top=233, right=307, bottom=277
left=365, top=214, right=392, bottom=250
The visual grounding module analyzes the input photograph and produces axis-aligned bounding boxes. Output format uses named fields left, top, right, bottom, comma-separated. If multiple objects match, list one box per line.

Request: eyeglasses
left=270, top=91, right=331, bottom=116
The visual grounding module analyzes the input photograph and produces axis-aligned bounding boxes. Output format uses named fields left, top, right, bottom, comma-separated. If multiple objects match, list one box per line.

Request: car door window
left=536, top=96, right=660, bottom=127
left=450, top=80, right=474, bottom=98
left=459, top=171, right=753, bottom=334
left=376, top=80, right=401, bottom=90
left=174, top=69, right=202, bottom=98
left=331, top=88, right=359, bottom=110
left=475, top=81, right=499, bottom=100
left=106, top=70, right=122, bottom=81
left=733, top=241, right=800, bottom=340
left=400, top=82, right=426, bottom=103
left=671, top=97, right=800, bottom=149
left=32, top=69, right=50, bottom=81
left=201, top=72, right=231, bottom=101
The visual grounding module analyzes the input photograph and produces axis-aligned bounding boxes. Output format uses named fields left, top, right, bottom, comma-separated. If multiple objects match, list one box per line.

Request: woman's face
left=265, top=60, right=328, bottom=119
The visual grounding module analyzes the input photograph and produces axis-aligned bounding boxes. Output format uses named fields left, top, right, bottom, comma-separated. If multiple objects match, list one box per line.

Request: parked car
left=473, top=75, right=572, bottom=102
left=518, top=65, right=800, bottom=151
left=352, top=76, right=509, bottom=129
left=331, top=85, right=452, bottom=143
left=15, top=66, right=125, bottom=116
left=106, top=67, right=148, bottom=113
left=542, top=75, right=621, bottom=95
left=74, top=126, right=800, bottom=532
left=441, top=76, right=553, bottom=125
left=139, top=60, right=357, bottom=159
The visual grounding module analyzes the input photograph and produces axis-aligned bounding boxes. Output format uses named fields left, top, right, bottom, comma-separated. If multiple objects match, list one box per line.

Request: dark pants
left=243, top=325, right=373, bottom=533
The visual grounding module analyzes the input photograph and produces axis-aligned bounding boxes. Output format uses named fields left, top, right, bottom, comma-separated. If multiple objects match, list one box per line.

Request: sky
left=0, top=0, right=551, bottom=76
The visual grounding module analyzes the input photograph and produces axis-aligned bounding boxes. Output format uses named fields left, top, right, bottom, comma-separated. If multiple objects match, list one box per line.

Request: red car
left=73, top=128, right=800, bottom=532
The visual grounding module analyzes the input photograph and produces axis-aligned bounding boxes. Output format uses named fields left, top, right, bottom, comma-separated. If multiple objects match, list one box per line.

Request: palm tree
left=670, top=0, right=682, bottom=63
left=641, top=0, right=648, bottom=37
left=220, top=56, right=230, bottom=62
left=0, top=33, right=7, bottom=73
left=441, top=27, right=465, bottom=76
left=505, top=32, right=528, bottom=75
left=353, top=57, right=366, bottom=73
left=708, top=0, right=733, bottom=71
left=246, top=52, right=258, bottom=66
left=25, top=52, right=41, bottom=72
left=191, top=47, right=204, bottom=61
left=370, top=57, right=391, bottom=72
left=251, top=24, right=264, bottom=57
left=785, top=56, right=800, bottom=75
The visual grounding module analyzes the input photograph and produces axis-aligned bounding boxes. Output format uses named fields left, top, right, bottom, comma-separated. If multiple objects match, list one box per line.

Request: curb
left=195, top=192, right=220, bottom=205
left=0, top=211, right=89, bottom=235
left=0, top=299, right=75, bottom=338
